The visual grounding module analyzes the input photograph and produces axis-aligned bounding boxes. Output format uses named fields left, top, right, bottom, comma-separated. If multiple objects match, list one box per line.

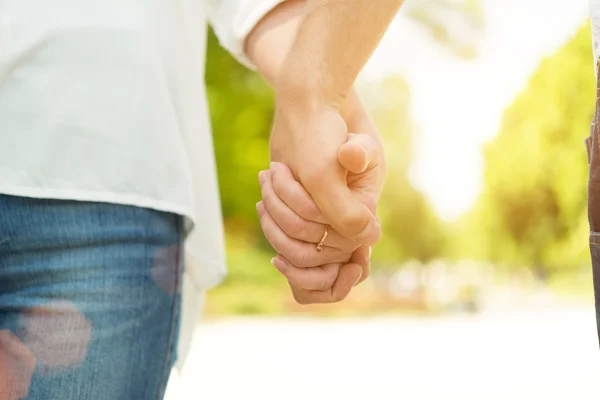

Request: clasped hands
left=257, top=97, right=385, bottom=304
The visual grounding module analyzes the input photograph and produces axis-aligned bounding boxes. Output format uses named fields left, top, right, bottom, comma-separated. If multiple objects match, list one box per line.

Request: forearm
left=246, top=0, right=367, bottom=121
left=245, top=0, right=305, bottom=85
left=278, top=0, right=403, bottom=110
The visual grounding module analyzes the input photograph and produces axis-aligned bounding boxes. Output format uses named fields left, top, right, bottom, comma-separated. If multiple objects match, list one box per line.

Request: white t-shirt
left=0, top=0, right=286, bottom=288
left=0, top=0, right=285, bottom=368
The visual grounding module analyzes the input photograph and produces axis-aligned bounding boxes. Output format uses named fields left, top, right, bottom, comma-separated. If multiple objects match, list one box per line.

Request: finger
left=271, top=256, right=340, bottom=291
left=351, top=245, right=371, bottom=286
left=260, top=170, right=359, bottom=252
left=268, top=162, right=327, bottom=224
left=290, top=160, right=381, bottom=246
left=257, top=201, right=351, bottom=268
left=338, top=133, right=379, bottom=174
left=288, top=262, right=362, bottom=304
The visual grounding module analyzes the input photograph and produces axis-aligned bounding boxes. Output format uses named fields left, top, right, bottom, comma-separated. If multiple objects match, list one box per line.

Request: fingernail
left=368, top=246, right=372, bottom=258
left=271, top=256, right=285, bottom=270
left=270, top=162, right=278, bottom=176
left=258, top=171, right=266, bottom=186
left=256, top=201, right=265, bottom=217
left=354, top=273, right=363, bottom=287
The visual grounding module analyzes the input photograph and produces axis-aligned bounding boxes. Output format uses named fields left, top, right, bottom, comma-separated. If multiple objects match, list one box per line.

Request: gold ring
left=316, top=225, right=328, bottom=252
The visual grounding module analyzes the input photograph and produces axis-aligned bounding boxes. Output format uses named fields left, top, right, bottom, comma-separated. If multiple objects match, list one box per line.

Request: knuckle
left=262, top=186, right=273, bottom=202
left=362, top=194, right=378, bottom=214
left=338, top=210, right=368, bottom=235
left=262, top=194, right=275, bottom=213
left=261, top=221, right=279, bottom=244
left=300, top=168, right=327, bottom=190
left=370, top=223, right=383, bottom=244
left=332, top=232, right=360, bottom=252
left=288, top=249, right=309, bottom=268
left=284, top=214, right=307, bottom=239
left=300, top=203, right=322, bottom=221
left=332, top=252, right=352, bottom=264
left=271, top=176, right=284, bottom=198
left=348, top=241, right=361, bottom=252
left=316, top=273, right=336, bottom=292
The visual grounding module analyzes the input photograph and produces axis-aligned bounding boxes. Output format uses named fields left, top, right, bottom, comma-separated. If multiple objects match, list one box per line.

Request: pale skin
left=246, top=0, right=402, bottom=303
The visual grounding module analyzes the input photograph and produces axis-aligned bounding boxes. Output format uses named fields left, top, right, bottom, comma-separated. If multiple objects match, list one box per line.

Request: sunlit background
left=168, top=0, right=600, bottom=398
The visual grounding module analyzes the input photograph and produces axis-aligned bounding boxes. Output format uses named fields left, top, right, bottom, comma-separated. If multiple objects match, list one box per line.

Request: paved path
left=166, top=307, right=600, bottom=399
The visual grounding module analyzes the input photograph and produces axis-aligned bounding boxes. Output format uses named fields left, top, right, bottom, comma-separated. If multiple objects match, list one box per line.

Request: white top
left=0, top=0, right=285, bottom=368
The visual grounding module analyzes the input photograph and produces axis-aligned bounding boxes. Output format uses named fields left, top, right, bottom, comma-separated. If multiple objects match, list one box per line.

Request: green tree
left=456, top=23, right=595, bottom=275
left=204, top=3, right=484, bottom=312
left=205, top=29, right=274, bottom=230
left=206, top=1, right=484, bottom=230
left=405, top=0, right=484, bottom=59
left=360, top=77, right=446, bottom=265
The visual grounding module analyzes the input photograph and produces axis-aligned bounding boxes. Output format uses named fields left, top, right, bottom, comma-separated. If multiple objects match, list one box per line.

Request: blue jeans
left=588, top=70, right=600, bottom=345
left=0, top=195, right=183, bottom=400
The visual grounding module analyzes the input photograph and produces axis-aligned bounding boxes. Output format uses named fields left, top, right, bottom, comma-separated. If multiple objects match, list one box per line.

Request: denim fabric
left=0, top=195, right=184, bottom=400
left=588, top=72, right=600, bottom=346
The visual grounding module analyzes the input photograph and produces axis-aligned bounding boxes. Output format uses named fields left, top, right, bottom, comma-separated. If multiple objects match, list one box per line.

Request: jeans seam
left=591, top=232, right=600, bottom=246
left=155, top=216, right=183, bottom=400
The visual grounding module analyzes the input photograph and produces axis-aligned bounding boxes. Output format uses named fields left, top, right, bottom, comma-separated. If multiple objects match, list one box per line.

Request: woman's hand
left=258, top=165, right=360, bottom=269
left=257, top=109, right=386, bottom=304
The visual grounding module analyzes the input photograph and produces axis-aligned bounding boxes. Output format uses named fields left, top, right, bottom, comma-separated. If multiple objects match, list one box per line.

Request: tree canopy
left=455, top=23, right=595, bottom=274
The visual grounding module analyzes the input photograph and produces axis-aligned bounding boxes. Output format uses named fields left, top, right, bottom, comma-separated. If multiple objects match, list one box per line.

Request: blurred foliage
left=204, top=234, right=288, bottom=316
left=205, top=25, right=445, bottom=313
left=453, top=23, right=595, bottom=276
left=405, top=0, right=484, bottom=59
left=358, top=78, right=446, bottom=265
left=207, top=23, right=445, bottom=266
left=205, top=14, right=595, bottom=314
left=205, top=29, right=273, bottom=230
left=205, top=28, right=288, bottom=315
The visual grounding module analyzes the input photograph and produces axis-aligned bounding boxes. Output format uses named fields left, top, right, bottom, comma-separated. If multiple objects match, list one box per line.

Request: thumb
left=338, top=133, right=379, bottom=174
left=301, top=163, right=381, bottom=246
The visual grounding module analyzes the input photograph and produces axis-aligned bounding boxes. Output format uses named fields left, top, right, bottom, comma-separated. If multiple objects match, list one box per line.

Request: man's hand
left=270, top=99, right=381, bottom=246
left=269, top=0, right=400, bottom=212
left=246, top=0, right=393, bottom=303
left=246, top=0, right=400, bottom=248
left=258, top=108, right=386, bottom=304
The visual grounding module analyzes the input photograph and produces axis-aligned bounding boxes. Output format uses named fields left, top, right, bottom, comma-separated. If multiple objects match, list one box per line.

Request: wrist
left=275, top=59, right=348, bottom=113
left=273, top=79, right=363, bottom=146
left=245, top=0, right=307, bottom=86
left=342, top=90, right=364, bottom=125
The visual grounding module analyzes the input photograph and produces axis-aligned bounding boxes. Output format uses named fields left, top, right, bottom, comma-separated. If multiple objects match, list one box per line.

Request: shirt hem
left=211, top=0, right=290, bottom=69
left=0, top=184, right=228, bottom=290
left=0, top=184, right=197, bottom=228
